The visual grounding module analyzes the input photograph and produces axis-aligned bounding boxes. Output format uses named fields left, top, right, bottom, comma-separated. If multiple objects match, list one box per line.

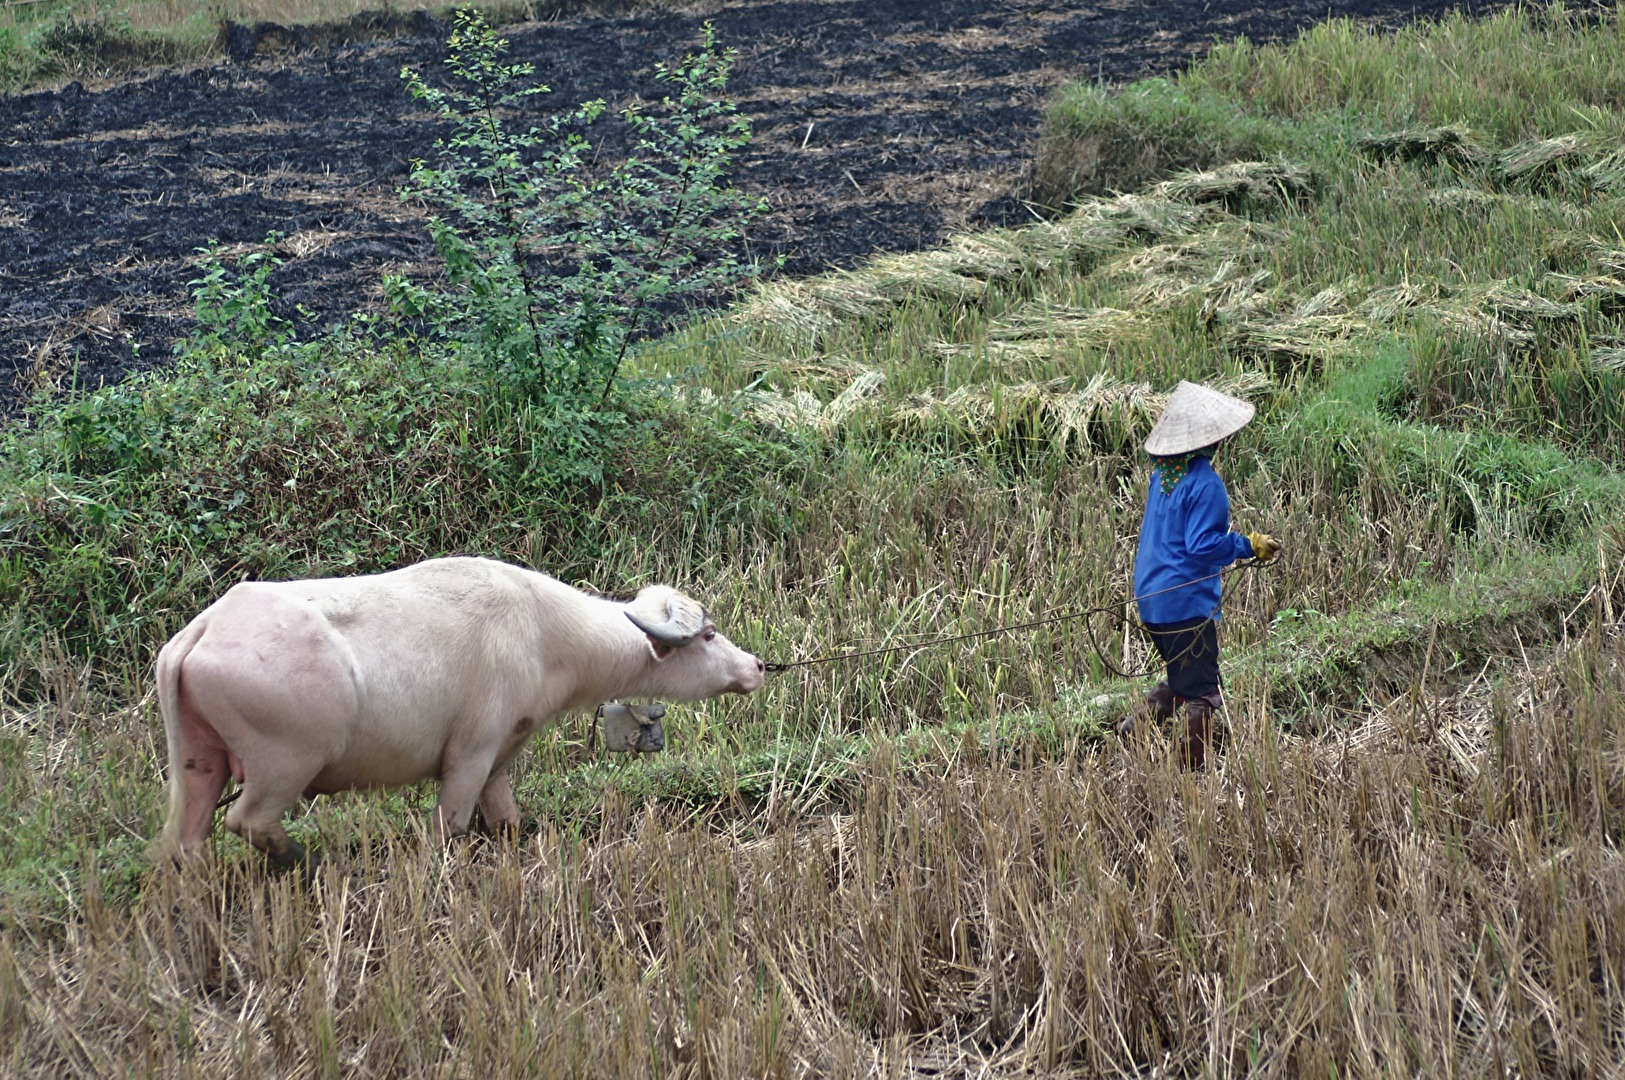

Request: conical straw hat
left=1143, top=380, right=1255, bottom=455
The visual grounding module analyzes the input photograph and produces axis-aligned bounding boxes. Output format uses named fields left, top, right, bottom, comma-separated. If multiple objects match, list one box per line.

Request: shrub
left=391, top=10, right=770, bottom=485
left=183, top=238, right=295, bottom=359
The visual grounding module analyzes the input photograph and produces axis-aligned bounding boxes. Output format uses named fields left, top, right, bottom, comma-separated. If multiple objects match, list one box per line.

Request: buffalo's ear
left=626, top=590, right=705, bottom=650
left=644, top=637, right=676, bottom=661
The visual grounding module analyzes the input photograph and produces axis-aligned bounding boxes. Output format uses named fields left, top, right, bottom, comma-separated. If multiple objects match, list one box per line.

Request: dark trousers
left=1143, top=617, right=1221, bottom=701
left=1139, top=617, right=1224, bottom=768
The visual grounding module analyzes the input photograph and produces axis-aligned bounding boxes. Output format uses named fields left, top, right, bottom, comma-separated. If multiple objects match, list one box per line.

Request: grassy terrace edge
left=504, top=540, right=1614, bottom=824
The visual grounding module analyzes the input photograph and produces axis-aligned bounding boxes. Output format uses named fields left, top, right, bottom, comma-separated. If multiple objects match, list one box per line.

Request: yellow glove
left=1247, top=532, right=1280, bottom=563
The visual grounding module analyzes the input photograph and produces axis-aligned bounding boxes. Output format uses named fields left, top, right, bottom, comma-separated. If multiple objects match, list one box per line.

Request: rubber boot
left=1118, top=681, right=1176, bottom=739
left=1178, top=695, right=1221, bottom=770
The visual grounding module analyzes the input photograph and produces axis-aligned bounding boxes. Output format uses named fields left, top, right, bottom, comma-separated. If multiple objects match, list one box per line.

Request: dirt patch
left=0, top=0, right=1506, bottom=414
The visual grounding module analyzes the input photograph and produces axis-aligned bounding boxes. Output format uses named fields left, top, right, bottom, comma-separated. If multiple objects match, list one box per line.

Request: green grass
left=2, top=3, right=1625, bottom=1074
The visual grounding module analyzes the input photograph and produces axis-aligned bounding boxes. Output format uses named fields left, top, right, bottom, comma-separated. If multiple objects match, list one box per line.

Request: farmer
left=1123, top=380, right=1279, bottom=769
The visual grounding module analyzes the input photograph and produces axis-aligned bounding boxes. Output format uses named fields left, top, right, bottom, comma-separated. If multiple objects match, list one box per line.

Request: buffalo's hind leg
left=223, top=760, right=324, bottom=875
left=157, top=673, right=234, bottom=861
left=175, top=746, right=231, bottom=856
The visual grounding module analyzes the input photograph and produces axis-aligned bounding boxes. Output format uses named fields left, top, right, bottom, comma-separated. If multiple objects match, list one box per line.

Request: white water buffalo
left=155, top=556, right=765, bottom=868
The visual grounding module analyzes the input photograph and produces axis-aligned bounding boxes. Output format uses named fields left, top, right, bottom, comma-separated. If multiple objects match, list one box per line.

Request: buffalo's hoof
left=267, top=841, right=321, bottom=882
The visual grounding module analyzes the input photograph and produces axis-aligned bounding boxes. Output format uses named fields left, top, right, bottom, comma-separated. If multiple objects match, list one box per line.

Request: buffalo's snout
left=731, top=654, right=766, bottom=694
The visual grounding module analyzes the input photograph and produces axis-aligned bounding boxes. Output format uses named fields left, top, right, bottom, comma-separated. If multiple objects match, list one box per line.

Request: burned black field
left=1, top=0, right=1508, bottom=414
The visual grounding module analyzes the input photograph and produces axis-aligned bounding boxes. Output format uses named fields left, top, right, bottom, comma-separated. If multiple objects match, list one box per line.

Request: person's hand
left=1247, top=532, right=1280, bottom=563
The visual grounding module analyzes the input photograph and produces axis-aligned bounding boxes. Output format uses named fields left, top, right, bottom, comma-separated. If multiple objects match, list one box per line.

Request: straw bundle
left=1586, top=344, right=1625, bottom=373
left=1459, top=283, right=1580, bottom=335
left=743, top=368, right=887, bottom=434
left=1593, top=248, right=1625, bottom=278
left=889, top=369, right=1271, bottom=455
left=1224, top=314, right=1362, bottom=367
left=1542, top=273, right=1625, bottom=311
left=1426, top=186, right=1505, bottom=212
left=1580, top=148, right=1625, bottom=191
left=1061, top=192, right=1213, bottom=248
left=731, top=281, right=839, bottom=350
left=1154, top=160, right=1315, bottom=210
left=1497, top=134, right=1587, bottom=183
left=1357, top=125, right=1489, bottom=167
left=1358, top=282, right=1449, bottom=323
left=889, top=375, right=1156, bottom=454
left=1426, top=306, right=1537, bottom=347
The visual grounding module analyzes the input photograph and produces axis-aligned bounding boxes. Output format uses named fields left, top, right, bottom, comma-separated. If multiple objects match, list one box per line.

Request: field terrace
left=1, top=4, right=1623, bottom=1076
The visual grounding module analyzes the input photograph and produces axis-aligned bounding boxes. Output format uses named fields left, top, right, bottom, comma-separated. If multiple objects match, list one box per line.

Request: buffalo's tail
left=154, top=616, right=221, bottom=860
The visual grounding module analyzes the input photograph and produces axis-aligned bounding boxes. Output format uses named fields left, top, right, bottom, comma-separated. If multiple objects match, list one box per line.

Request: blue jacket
left=1134, top=457, right=1255, bottom=624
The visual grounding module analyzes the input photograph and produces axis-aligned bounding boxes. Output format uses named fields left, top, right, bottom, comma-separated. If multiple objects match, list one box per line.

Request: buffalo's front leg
left=431, top=753, right=502, bottom=842
left=476, top=772, right=520, bottom=837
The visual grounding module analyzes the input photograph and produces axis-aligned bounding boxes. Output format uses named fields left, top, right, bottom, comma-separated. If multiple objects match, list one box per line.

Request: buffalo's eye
left=704, top=628, right=717, bottom=642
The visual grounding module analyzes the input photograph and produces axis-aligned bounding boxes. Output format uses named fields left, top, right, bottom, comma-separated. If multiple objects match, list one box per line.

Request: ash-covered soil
left=1, top=0, right=1501, bottom=413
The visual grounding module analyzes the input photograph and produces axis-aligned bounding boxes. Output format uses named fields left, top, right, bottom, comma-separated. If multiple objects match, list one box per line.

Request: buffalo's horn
left=625, top=593, right=706, bottom=647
